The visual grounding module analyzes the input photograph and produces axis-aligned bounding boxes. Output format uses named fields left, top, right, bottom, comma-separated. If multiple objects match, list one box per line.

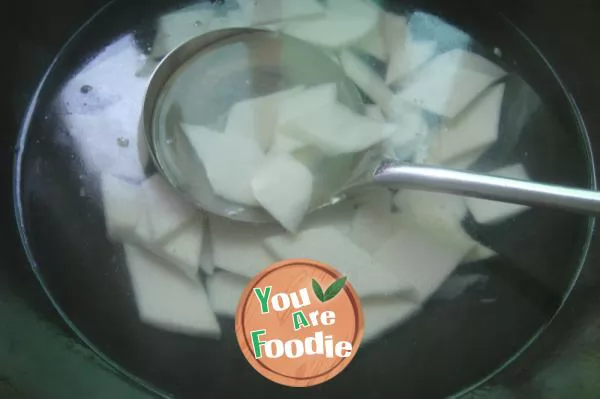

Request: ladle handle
left=373, top=164, right=600, bottom=216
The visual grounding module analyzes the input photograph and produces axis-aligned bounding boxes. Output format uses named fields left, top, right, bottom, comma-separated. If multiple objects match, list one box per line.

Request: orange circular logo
left=235, top=259, right=364, bottom=387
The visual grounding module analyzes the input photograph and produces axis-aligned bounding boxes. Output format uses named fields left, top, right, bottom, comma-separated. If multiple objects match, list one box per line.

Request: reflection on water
left=58, top=34, right=150, bottom=182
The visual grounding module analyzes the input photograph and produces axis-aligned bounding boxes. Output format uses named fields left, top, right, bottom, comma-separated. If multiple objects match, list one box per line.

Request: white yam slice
left=303, top=201, right=356, bottom=234
left=283, top=0, right=379, bottom=48
left=264, top=227, right=410, bottom=297
left=434, top=274, right=489, bottom=300
left=443, top=148, right=486, bottom=170
left=238, top=0, right=325, bottom=26
left=209, top=215, right=279, bottom=278
left=100, top=173, right=143, bottom=240
left=386, top=39, right=437, bottom=85
left=161, top=218, right=205, bottom=279
left=281, top=102, right=391, bottom=156
left=339, top=50, right=394, bottom=113
left=141, top=174, right=197, bottom=243
left=426, top=83, right=505, bottom=164
left=269, top=84, right=338, bottom=155
left=463, top=243, right=497, bottom=263
left=278, top=83, right=338, bottom=126
left=348, top=189, right=396, bottom=254
left=365, top=105, right=385, bottom=121
left=374, top=216, right=475, bottom=301
left=270, top=133, right=306, bottom=155
left=362, top=296, right=420, bottom=344
left=381, top=12, right=408, bottom=60
left=182, top=124, right=265, bottom=206
left=354, top=23, right=387, bottom=61
left=150, top=6, right=215, bottom=59
left=124, top=244, right=220, bottom=337
left=251, top=155, right=314, bottom=232
left=395, top=49, right=506, bottom=118
left=206, top=271, right=249, bottom=317
left=386, top=99, right=429, bottom=159
left=466, top=164, right=531, bottom=224
left=225, top=87, right=303, bottom=152
left=207, top=9, right=251, bottom=31
left=394, top=190, right=468, bottom=228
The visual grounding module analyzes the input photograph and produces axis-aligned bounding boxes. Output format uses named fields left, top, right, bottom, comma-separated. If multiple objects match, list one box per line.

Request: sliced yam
left=443, top=147, right=487, bottom=170
left=426, top=83, right=505, bottom=165
left=270, top=133, right=306, bottom=155
left=347, top=189, right=396, bottom=254
left=386, top=99, right=429, bottom=159
left=386, top=39, right=437, bottom=86
left=362, top=296, right=419, bottom=344
left=434, top=274, right=488, bottom=300
left=351, top=187, right=394, bottom=209
left=100, top=173, right=143, bottom=240
left=466, top=163, right=531, bottom=224
left=209, top=215, right=280, bottom=278
left=463, top=243, right=497, bottom=263
left=393, top=190, right=468, bottom=228
left=207, top=9, right=251, bottom=30
left=150, top=6, right=215, bottom=59
left=354, top=21, right=387, bottom=61
left=136, top=121, right=150, bottom=170
left=225, top=87, right=303, bottom=152
left=278, top=83, right=338, bottom=127
left=374, top=216, right=475, bottom=301
left=303, top=201, right=356, bottom=234
left=251, top=154, right=314, bottom=233
left=124, top=244, right=220, bottom=337
left=162, top=217, right=205, bottom=280
left=381, top=12, right=408, bottom=60
left=339, top=50, right=394, bottom=113
left=141, top=174, right=197, bottom=243
left=281, top=102, right=391, bottom=156
left=395, top=49, right=506, bottom=118
left=238, top=0, right=325, bottom=26
left=206, top=271, right=249, bottom=318
left=182, top=124, right=265, bottom=206
left=365, top=105, right=385, bottom=121
left=269, top=84, right=338, bottom=155
left=283, top=0, right=379, bottom=48
left=264, top=227, right=410, bottom=297
left=289, top=146, right=327, bottom=170
left=199, top=229, right=216, bottom=275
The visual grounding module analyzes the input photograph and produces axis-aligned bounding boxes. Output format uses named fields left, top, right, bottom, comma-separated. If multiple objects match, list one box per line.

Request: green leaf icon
left=323, top=277, right=347, bottom=302
left=312, top=279, right=325, bottom=302
left=312, top=277, right=348, bottom=303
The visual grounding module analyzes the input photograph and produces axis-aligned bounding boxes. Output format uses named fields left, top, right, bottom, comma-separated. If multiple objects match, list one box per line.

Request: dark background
left=3, top=0, right=600, bottom=397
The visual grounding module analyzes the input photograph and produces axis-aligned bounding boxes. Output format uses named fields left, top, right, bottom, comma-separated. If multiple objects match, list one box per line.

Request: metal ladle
left=143, top=28, right=600, bottom=224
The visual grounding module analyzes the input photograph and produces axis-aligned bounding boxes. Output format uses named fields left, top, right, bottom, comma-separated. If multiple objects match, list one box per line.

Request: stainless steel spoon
left=143, top=28, right=600, bottom=224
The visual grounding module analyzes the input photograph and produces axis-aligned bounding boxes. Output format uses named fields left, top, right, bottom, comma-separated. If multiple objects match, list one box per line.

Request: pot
left=5, top=0, right=600, bottom=398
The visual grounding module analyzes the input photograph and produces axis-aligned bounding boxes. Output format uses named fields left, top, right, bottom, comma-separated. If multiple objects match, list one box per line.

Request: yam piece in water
left=426, top=83, right=505, bottom=165
left=209, top=215, right=280, bottom=278
left=251, top=154, right=314, bottom=233
left=182, top=124, right=265, bottom=206
left=140, top=174, right=197, bottom=243
left=466, top=163, right=531, bottom=224
left=283, top=0, right=380, bottom=48
left=281, top=102, right=391, bottom=156
left=238, top=0, right=325, bottom=26
left=374, top=216, right=475, bottom=301
left=395, top=49, right=506, bottom=118
left=124, top=244, right=220, bottom=337
left=264, top=226, right=410, bottom=297
left=100, top=173, right=143, bottom=240
left=206, top=271, right=249, bottom=317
